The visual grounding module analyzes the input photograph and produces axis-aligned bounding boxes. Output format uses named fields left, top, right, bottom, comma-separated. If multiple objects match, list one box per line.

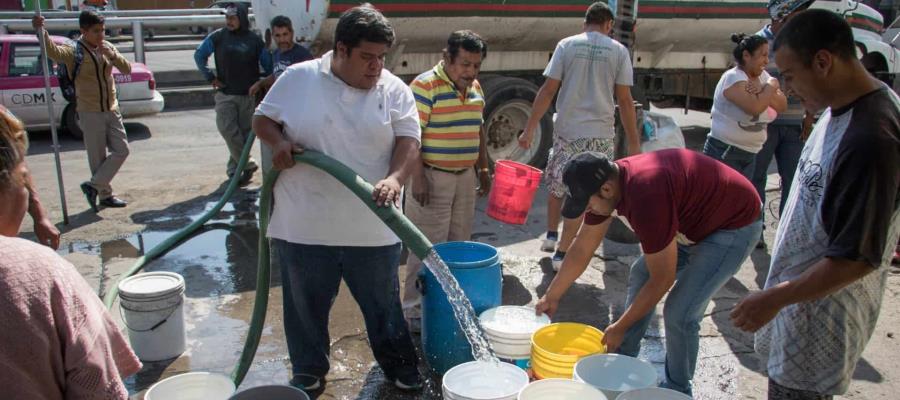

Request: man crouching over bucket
left=536, top=149, right=761, bottom=396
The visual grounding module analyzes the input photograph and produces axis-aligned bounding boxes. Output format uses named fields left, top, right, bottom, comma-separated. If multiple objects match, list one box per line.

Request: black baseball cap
left=561, top=151, right=617, bottom=219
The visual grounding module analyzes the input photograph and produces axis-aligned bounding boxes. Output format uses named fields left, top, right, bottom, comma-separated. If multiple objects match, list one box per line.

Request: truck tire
left=481, top=76, right=553, bottom=167
left=64, top=105, right=83, bottom=140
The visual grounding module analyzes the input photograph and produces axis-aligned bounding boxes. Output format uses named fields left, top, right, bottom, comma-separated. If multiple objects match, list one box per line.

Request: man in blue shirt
left=194, top=4, right=272, bottom=184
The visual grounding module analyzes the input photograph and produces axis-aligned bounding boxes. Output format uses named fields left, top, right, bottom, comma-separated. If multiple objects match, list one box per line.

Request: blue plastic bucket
left=421, top=241, right=502, bottom=375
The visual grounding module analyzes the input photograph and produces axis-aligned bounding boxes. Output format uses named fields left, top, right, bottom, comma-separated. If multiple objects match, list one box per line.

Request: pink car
left=0, top=34, right=164, bottom=139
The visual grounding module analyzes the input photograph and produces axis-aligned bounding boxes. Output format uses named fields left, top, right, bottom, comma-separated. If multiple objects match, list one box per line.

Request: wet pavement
left=44, top=113, right=899, bottom=399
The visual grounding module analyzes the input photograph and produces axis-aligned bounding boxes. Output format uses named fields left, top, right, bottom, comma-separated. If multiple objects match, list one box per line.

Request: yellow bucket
left=530, top=323, right=605, bottom=379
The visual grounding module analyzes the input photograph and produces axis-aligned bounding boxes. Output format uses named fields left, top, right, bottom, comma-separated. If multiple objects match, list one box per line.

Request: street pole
left=35, top=4, right=70, bottom=225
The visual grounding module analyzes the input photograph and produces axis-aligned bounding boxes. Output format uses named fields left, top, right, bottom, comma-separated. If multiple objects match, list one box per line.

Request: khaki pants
left=214, top=92, right=258, bottom=176
left=402, top=167, right=477, bottom=318
left=77, top=110, right=129, bottom=199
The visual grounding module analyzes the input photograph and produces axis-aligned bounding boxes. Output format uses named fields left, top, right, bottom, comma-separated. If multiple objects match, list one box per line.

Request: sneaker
left=551, top=252, right=564, bottom=271
left=289, top=374, right=322, bottom=392
left=541, top=235, right=557, bottom=252
left=393, top=371, right=423, bottom=391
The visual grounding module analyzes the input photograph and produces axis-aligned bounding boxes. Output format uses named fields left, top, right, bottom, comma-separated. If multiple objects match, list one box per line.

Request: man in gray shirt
left=519, top=1, right=640, bottom=271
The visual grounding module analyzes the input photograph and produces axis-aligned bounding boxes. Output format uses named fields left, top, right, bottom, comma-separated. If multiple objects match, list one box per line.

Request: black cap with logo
left=561, top=151, right=617, bottom=219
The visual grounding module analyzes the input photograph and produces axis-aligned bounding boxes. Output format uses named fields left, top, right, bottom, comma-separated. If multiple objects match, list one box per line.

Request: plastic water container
left=615, top=387, right=692, bottom=400
left=479, top=306, right=550, bottom=369
left=229, top=385, right=310, bottom=400
left=517, top=378, right=608, bottom=400
left=422, top=241, right=502, bottom=375
left=574, top=354, right=658, bottom=399
left=117, top=271, right=186, bottom=361
left=531, top=323, right=605, bottom=379
left=145, top=372, right=235, bottom=400
left=487, top=160, right=542, bottom=225
left=443, top=361, right=530, bottom=400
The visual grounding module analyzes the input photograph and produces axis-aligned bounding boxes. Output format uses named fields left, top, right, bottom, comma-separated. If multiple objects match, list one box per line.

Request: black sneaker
left=99, top=196, right=128, bottom=208
left=80, top=182, right=98, bottom=212
left=393, top=371, right=423, bottom=391
left=239, top=163, right=259, bottom=186
left=289, top=374, right=321, bottom=392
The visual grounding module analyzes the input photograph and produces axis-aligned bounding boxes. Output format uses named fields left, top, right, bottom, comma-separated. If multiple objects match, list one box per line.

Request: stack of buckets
left=478, top=306, right=550, bottom=369
left=117, top=271, right=187, bottom=362
left=487, top=160, right=543, bottom=225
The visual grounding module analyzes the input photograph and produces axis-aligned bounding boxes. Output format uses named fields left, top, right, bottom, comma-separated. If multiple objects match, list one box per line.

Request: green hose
left=105, top=133, right=434, bottom=387
left=102, top=131, right=257, bottom=310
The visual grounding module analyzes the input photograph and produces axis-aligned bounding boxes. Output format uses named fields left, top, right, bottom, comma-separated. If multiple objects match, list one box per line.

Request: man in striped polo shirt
left=402, top=30, right=492, bottom=331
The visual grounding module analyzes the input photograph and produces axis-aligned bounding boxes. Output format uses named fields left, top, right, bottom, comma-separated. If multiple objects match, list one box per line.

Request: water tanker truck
left=251, top=0, right=899, bottom=166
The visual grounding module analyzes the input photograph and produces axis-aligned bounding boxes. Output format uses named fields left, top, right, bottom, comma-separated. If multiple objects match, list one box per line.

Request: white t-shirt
left=254, top=51, right=421, bottom=246
left=545, top=31, right=633, bottom=140
left=709, top=67, right=775, bottom=153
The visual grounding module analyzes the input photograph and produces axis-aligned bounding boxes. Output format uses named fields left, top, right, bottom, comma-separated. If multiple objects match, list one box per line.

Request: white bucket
left=479, top=306, right=550, bottom=360
left=615, top=388, right=692, bottom=400
left=117, top=271, right=186, bottom=361
left=443, top=361, right=529, bottom=400
left=518, top=379, right=608, bottom=400
left=574, top=354, right=658, bottom=399
left=145, top=372, right=235, bottom=400
left=229, top=385, right=310, bottom=400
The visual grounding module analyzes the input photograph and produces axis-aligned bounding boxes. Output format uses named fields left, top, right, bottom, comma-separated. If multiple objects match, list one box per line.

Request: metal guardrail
left=0, top=13, right=260, bottom=63
left=0, top=9, right=230, bottom=18
left=0, top=15, right=237, bottom=30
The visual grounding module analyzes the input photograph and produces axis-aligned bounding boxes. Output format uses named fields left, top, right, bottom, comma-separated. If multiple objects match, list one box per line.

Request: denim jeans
left=273, top=239, right=419, bottom=380
left=703, top=136, right=758, bottom=180
left=751, top=124, right=803, bottom=219
left=617, top=220, right=763, bottom=395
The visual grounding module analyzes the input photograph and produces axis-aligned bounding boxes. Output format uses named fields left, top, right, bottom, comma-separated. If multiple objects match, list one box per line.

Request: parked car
left=0, top=34, right=164, bottom=139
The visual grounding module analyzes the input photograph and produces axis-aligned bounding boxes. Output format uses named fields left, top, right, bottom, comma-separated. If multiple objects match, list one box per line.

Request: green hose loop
left=231, top=150, right=435, bottom=385
left=105, top=132, right=434, bottom=388
left=102, top=130, right=256, bottom=310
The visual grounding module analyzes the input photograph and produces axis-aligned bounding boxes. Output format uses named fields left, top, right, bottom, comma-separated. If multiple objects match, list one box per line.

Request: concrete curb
left=161, top=86, right=215, bottom=110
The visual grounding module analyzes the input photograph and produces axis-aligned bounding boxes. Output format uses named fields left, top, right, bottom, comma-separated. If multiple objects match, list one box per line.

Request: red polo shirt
left=585, top=149, right=760, bottom=254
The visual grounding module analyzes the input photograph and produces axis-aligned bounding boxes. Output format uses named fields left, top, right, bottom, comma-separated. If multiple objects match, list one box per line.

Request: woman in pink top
left=0, top=109, right=142, bottom=399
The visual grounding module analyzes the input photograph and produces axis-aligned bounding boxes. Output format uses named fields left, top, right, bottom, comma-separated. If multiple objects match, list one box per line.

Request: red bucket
left=487, top=160, right=543, bottom=225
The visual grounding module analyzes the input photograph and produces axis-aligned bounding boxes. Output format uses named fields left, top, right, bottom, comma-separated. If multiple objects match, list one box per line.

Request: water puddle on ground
left=58, top=194, right=501, bottom=398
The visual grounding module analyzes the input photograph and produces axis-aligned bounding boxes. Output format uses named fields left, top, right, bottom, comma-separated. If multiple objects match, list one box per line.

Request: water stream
left=421, top=249, right=499, bottom=364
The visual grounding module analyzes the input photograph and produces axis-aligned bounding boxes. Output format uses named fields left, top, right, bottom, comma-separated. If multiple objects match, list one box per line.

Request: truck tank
left=250, top=0, right=895, bottom=165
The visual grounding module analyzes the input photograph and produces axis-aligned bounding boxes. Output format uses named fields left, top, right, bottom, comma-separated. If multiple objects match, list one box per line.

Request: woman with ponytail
left=704, top=33, right=787, bottom=179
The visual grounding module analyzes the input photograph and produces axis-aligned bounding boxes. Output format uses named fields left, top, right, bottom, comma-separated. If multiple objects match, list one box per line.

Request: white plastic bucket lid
left=574, top=354, right=657, bottom=394
left=518, top=379, right=608, bottom=400
left=615, top=387, right=692, bottom=400
left=145, top=372, right=235, bottom=400
left=479, top=306, right=550, bottom=338
left=118, top=272, right=185, bottom=300
left=443, top=361, right=529, bottom=399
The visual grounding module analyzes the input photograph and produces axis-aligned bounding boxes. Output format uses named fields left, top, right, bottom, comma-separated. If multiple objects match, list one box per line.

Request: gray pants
left=77, top=110, right=129, bottom=199
left=214, top=92, right=258, bottom=176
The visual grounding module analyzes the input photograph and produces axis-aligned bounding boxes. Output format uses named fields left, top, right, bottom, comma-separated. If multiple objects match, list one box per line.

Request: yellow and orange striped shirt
left=410, top=62, right=485, bottom=171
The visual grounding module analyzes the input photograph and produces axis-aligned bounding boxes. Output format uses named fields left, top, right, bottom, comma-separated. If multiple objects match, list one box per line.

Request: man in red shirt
left=536, top=149, right=762, bottom=396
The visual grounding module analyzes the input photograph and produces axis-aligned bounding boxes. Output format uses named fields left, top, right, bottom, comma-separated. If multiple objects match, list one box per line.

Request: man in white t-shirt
left=519, top=1, right=640, bottom=271
left=252, top=5, right=423, bottom=393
